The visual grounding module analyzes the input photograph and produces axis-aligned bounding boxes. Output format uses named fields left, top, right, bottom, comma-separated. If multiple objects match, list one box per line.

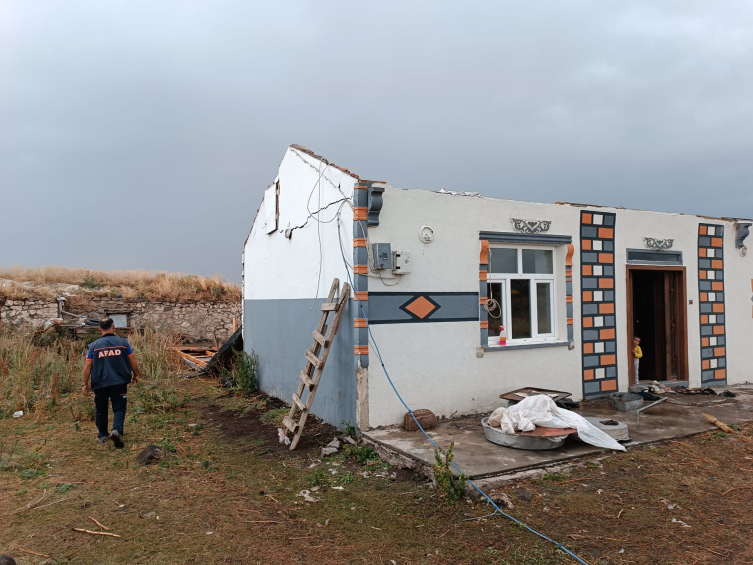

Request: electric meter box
left=392, top=250, right=411, bottom=274
left=371, top=243, right=392, bottom=271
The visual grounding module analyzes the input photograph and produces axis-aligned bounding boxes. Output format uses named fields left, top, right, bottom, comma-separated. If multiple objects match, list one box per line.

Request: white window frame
left=487, top=245, right=557, bottom=347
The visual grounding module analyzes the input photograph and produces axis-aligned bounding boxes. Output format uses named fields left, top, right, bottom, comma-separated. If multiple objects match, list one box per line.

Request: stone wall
left=0, top=296, right=241, bottom=343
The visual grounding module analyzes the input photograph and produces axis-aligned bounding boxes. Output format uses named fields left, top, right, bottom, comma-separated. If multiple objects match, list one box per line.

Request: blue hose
left=344, top=269, right=591, bottom=565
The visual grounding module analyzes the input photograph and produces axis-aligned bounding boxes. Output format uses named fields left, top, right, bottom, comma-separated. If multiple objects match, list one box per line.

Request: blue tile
left=583, top=278, right=598, bottom=289
left=584, top=356, right=601, bottom=368
left=603, top=241, right=614, bottom=252
left=700, top=304, right=712, bottom=313
left=606, top=367, right=617, bottom=378
left=701, top=326, right=712, bottom=336
left=567, top=325, right=574, bottom=341
left=699, top=259, right=711, bottom=269
left=718, top=358, right=726, bottom=368
left=702, top=348, right=713, bottom=358
left=604, top=215, right=615, bottom=226
left=582, top=252, right=598, bottom=263
left=584, top=381, right=601, bottom=395
left=582, top=227, right=598, bottom=238
left=717, top=315, right=725, bottom=324
left=717, top=336, right=725, bottom=345
left=567, top=303, right=574, bottom=318
left=584, top=330, right=599, bottom=341
left=604, top=266, right=614, bottom=276
left=699, top=237, right=710, bottom=246
left=605, top=316, right=615, bottom=326
left=605, top=291, right=615, bottom=301
left=699, top=281, right=711, bottom=291
left=583, top=304, right=598, bottom=315
left=606, top=342, right=616, bottom=353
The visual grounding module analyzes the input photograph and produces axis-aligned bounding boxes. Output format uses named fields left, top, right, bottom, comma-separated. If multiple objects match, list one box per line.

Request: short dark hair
left=100, top=317, right=114, bottom=330
left=0, top=556, right=17, bottom=565
left=634, top=335, right=641, bottom=340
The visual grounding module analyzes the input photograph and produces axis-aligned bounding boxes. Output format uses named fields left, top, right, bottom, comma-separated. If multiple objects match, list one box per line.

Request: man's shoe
left=96, top=436, right=108, bottom=445
left=110, top=429, right=124, bottom=449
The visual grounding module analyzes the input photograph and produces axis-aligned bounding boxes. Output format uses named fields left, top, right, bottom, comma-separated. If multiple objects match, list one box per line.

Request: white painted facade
left=243, top=146, right=753, bottom=430
left=243, top=147, right=356, bottom=303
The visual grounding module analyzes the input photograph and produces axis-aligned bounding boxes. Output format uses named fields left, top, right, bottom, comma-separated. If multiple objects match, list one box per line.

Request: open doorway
left=627, top=266, right=688, bottom=382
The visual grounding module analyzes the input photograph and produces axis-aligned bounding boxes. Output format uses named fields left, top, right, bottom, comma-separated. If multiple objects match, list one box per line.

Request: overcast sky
left=2, top=1, right=752, bottom=282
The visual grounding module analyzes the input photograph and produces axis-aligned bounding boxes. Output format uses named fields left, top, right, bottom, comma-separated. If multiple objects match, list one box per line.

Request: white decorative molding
left=644, top=237, right=674, bottom=250
left=510, top=219, right=551, bottom=234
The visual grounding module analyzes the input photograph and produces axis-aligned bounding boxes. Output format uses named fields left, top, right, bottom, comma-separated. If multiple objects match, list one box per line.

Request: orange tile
left=583, top=317, right=593, bottom=328
left=713, top=303, right=724, bottom=313
left=353, top=238, right=367, bottom=247
left=582, top=265, right=592, bottom=276
left=599, top=303, right=615, bottom=314
left=712, top=259, right=723, bottom=269
left=715, top=369, right=726, bottom=380
left=582, top=239, right=592, bottom=250
left=479, top=240, right=489, bottom=265
left=405, top=297, right=438, bottom=319
left=700, top=292, right=708, bottom=301
left=599, top=278, right=614, bottom=289
left=712, top=282, right=723, bottom=291
left=600, top=328, right=616, bottom=340
left=354, top=265, right=367, bottom=274
left=702, top=337, right=709, bottom=347
left=702, top=360, right=710, bottom=370
left=354, top=318, right=368, bottom=328
left=583, top=291, right=593, bottom=302
left=480, top=296, right=487, bottom=304
left=714, top=347, right=726, bottom=357
left=713, top=325, right=725, bottom=335
left=354, top=345, right=369, bottom=355
left=583, top=343, right=594, bottom=354
left=601, top=380, right=617, bottom=392
left=600, top=354, right=616, bottom=366
left=479, top=270, right=487, bottom=281
left=700, top=225, right=707, bottom=235
left=698, top=248, right=706, bottom=258
left=353, top=291, right=368, bottom=301
left=598, top=227, right=614, bottom=239
left=699, top=270, right=706, bottom=280
left=353, top=207, right=367, bottom=221
left=566, top=317, right=574, bottom=324
left=711, top=237, right=723, bottom=248
left=566, top=243, right=575, bottom=267
left=598, top=253, right=614, bottom=264
left=584, top=369, right=595, bottom=381
left=566, top=296, right=574, bottom=303
left=701, top=315, right=708, bottom=324
left=583, top=213, right=592, bottom=224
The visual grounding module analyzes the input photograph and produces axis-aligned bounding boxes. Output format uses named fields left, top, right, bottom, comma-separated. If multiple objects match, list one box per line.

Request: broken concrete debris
left=135, top=445, right=164, bottom=466
left=321, top=438, right=341, bottom=457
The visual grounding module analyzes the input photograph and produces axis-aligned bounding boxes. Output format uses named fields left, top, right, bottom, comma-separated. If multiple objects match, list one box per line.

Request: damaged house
left=242, top=145, right=753, bottom=431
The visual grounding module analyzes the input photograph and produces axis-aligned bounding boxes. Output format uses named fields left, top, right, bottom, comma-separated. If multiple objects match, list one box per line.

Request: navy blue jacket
left=87, top=334, right=134, bottom=390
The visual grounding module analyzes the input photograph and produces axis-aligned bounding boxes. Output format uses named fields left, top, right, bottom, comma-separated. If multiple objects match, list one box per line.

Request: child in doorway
left=633, top=336, right=643, bottom=385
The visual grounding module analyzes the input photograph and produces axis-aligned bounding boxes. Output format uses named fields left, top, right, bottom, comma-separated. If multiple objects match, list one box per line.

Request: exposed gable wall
left=242, top=147, right=358, bottom=429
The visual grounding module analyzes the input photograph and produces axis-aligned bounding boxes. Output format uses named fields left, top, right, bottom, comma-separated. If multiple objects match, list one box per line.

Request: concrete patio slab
left=362, top=384, right=753, bottom=480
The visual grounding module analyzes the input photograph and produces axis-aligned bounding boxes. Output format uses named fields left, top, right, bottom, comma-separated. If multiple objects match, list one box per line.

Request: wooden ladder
left=283, top=278, right=350, bottom=450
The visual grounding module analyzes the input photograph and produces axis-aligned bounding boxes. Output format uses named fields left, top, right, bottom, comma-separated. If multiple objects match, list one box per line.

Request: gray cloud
left=2, top=1, right=752, bottom=281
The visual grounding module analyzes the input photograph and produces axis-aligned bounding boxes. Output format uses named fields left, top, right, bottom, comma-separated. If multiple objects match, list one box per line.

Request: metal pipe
left=636, top=397, right=668, bottom=427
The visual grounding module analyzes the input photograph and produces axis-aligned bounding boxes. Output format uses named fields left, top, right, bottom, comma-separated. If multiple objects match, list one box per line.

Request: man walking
left=82, top=317, right=141, bottom=448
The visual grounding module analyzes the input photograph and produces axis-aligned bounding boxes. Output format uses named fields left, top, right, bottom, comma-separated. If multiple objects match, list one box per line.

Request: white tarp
left=488, top=394, right=626, bottom=451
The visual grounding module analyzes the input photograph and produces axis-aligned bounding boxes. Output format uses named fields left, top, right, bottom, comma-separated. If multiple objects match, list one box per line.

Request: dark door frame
left=625, top=265, right=689, bottom=382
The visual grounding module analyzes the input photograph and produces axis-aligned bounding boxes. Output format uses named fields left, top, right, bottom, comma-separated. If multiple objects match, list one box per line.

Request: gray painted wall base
left=244, top=298, right=356, bottom=429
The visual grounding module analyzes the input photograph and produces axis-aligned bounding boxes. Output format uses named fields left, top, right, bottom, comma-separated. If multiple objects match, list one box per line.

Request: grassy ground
left=0, top=265, right=239, bottom=302
left=1, top=335, right=752, bottom=563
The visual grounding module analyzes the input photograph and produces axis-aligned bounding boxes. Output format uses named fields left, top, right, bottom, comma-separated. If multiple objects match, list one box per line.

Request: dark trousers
left=94, top=384, right=128, bottom=438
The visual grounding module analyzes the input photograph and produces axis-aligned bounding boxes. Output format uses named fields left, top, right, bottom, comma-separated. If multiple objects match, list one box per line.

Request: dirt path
left=1, top=377, right=752, bottom=564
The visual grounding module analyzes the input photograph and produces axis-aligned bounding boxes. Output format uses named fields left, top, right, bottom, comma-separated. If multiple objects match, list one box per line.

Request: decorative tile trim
left=698, top=224, right=727, bottom=383
left=510, top=219, right=552, bottom=234
left=644, top=238, right=674, bottom=250
left=368, top=292, right=479, bottom=324
left=479, top=231, right=572, bottom=246
left=367, top=183, right=385, bottom=227
left=353, top=183, right=369, bottom=367
left=566, top=243, right=574, bottom=342
left=580, top=211, right=618, bottom=397
left=479, top=240, right=489, bottom=345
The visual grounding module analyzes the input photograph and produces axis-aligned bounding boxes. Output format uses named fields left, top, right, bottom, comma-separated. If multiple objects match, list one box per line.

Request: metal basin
left=481, top=418, right=567, bottom=450
left=610, top=392, right=644, bottom=412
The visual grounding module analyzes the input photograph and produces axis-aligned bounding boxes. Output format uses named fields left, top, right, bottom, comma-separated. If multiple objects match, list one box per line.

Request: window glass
left=510, top=279, right=531, bottom=339
left=536, top=282, right=552, bottom=334
left=522, top=249, right=553, bottom=274
left=486, top=283, right=503, bottom=337
left=489, top=248, right=517, bottom=273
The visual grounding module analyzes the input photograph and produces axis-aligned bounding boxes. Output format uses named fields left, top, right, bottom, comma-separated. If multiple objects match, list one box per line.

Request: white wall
left=243, top=147, right=355, bottom=301
left=365, top=187, right=753, bottom=427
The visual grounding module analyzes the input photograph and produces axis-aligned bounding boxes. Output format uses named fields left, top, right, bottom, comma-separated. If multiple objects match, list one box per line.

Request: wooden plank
left=282, top=416, right=298, bottom=433
left=321, top=302, right=338, bottom=311
left=304, top=350, right=323, bottom=369
left=292, top=394, right=306, bottom=411
left=299, top=370, right=314, bottom=389
left=312, top=330, right=329, bottom=347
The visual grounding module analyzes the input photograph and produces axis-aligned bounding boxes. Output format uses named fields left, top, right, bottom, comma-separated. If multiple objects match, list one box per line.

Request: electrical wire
left=338, top=252, right=591, bottom=565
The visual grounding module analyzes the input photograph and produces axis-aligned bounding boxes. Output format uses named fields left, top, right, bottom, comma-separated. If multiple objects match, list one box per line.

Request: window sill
left=484, top=340, right=571, bottom=352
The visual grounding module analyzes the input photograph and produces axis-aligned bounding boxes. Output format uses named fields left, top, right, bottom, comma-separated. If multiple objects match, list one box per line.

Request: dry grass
left=0, top=265, right=240, bottom=303
left=0, top=327, right=184, bottom=419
